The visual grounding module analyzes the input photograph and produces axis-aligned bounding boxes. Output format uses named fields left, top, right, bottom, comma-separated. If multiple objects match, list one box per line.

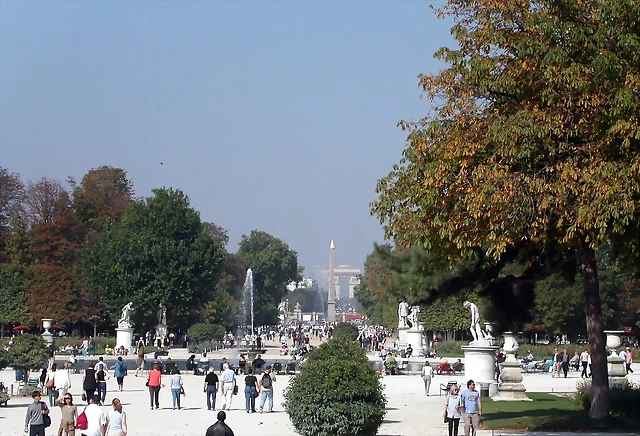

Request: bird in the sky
left=160, top=162, right=164, bottom=165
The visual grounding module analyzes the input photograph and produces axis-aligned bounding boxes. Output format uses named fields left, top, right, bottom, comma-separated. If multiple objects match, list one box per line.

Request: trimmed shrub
left=283, top=337, right=386, bottom=436
left=332, top=322, right=359, bottom=341
left=575, top=380, right=640, bottom=418
left=7, top=334, right=49, bottom=371
left=0, top=348, right=8, bottom=370
left=187, top=323, right=225, bottom=343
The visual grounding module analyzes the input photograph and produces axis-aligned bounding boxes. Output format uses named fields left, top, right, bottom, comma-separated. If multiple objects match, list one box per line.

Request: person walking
left=205, top=411, right=235, bottom=436
left=96, top=366, right=108, bottom=405
left=561, top=349, right=570, bottom=378
left=244, top=368, right=259, bottom=413
left=203, top=368, right=219, bottom=411
left=105, top=398, right=128, bottom=436
left=420, top=360, right=434, bottom=396
left=625, top=347, right=634, bottom=374
left=134, top=339, right=145, bottom=377
left=170, top=369, right=183, bottom=410
left=461, top=380, right=482, bottom=436
left=444, top=386, right=462, bottom=436
left=80, top=395, right=106, bottom=436
left=82, top=364, right=97, bottom=405
left=147, top=364, right=162, bottom=410
left=45, top=363, right=58, bottom=406
left=113, top=357, right=127, bottom=392
left=54, top=363, right=71, bottom=399
left=220, top=363, right=236, bottom=411
left=24, top=390, right=50, bottom=436
left=258, top=365, right=276, bottom=413
left=580, top=349, right=589, bottom=378
left=57, top=393, right=78, bottom=436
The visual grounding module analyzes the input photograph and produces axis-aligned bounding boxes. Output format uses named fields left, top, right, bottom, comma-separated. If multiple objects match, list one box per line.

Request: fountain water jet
left=238, top=268, right=265, bottom=364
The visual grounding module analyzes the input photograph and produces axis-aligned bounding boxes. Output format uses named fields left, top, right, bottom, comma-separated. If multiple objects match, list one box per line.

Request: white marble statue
left=408, top=305, right=421, bottom=330
left=463, top=300, right=487, bottom=343
left=398, top=301, right=409, bottom=328
left=294, top=302, right=302, bottom=311
left=118, top=302, right=133, bottom=328
left=278, top=301, right=287, bottom=313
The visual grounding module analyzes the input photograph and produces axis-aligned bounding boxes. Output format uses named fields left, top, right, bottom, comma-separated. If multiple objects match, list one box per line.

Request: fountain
left=238, top=269, right=265, bottom=362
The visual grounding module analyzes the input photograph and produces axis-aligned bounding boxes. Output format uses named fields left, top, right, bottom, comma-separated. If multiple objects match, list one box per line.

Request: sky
left=0, top=1, right=454, bottom=276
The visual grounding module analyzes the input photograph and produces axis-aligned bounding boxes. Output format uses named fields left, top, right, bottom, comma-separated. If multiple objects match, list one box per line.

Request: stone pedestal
left=294, top=309, right=302, bottom=320
left=406, top=329, right=425, bottom=355
left=397, top=326, right=409, bottom=349
left=607, top=356, right=627, bottom=386
left=327, top=301, right=335, bottom=323
left=116, top=327, right=134, bottom=351
left=462, top=344, right=498, bottom=384
left=494, top=358, right=531, bottom=401
left=156, top=323, right=167, bottom=341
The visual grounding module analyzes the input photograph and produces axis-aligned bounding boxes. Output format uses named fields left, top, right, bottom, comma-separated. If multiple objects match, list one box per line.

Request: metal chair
left=440, top=380, right=459, bottom=396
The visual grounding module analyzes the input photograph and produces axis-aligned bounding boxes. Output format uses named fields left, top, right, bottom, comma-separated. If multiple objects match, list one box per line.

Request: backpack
left=261, top=373, right=272, bottom=389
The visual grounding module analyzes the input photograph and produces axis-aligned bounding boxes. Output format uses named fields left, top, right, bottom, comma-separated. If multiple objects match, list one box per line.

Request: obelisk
left=327, top=239, right=336, bottom=322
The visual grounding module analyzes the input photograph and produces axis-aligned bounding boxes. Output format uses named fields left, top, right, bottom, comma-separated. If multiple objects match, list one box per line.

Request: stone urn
left=41, top=318, right=54, bottom=345
left=502, top=332, right=520, bottom=361
left=604, top=331, right=624, bottom=349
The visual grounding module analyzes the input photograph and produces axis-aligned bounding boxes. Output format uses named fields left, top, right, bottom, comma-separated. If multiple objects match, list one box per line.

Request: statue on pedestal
left=294, top=302, right=301, bottom=312
left=118, top=302, right=133, bottom=329
left=408, top=305, right=421, bottom=330
left=157, top=304, right=167, bottom=326
left=398, top=301, right=409, bottom=328
left=463, top=300, right=487, bottom=343
left=278, top=301, right=287, bottom=313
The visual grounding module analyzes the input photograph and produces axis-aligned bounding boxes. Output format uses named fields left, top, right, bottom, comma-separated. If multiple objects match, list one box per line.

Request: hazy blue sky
left=0, top=1, right=454, bottom=276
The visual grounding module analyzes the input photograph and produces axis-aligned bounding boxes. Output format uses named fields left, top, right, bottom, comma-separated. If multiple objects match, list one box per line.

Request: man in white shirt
left=220, top=363, right=236, bottom=411
left=54, top=363, right=71, bottom=398
left=81, top=395, right=106, bottom=436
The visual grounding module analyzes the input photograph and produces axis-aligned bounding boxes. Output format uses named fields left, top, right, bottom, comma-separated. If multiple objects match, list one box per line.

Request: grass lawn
left=481, top=392, right=639, bottom=432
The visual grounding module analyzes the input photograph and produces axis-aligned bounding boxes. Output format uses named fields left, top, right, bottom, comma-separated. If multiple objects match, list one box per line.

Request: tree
left=372, top=0, right=640, bottom=418
left=205, top=253, right=245, bottom=331
left=78, top=188, right=225, bottom=331
left=0, top=265, right=30, bottom=338
left=287, top=288, right=324, bottom=314
left=0, top=168, right=24, bottom=263
left=70, top=166, right=134, bottom=234
left=237, top=230, right=299, bottom=325
left=7, top=334, right=49, bottom=372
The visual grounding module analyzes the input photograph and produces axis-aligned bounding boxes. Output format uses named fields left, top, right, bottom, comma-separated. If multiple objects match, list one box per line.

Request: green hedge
left=575, top=380, right=640, bottom=418
left=284, top=337, right=386, bottom=436
left=187, top=323, right=225, bottom=343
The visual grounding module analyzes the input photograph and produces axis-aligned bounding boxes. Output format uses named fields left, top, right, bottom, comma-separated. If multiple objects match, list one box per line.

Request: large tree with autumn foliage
left=372, top=0, right=639, bottom=419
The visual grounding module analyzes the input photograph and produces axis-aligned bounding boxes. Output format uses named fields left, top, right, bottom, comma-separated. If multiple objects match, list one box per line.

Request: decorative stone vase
left=41, top=318, right=54, bottom=345
left=604, top=331, right=624, bottom=349
left=502, top=332, right=519, bottom=362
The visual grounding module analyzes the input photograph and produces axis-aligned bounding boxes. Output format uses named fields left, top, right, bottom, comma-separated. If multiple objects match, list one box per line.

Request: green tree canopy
left=8, top=334, right=49, bottom=371
left=78, top=188, right=225, bottom=331
left=237, top=230, right=299, bottom=325
left=371, top=0, right=640, bottom=418
left=0, top=265, right=29, bottom=327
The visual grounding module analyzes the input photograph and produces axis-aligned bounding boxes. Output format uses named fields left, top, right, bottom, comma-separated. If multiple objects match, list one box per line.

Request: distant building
left=320, top=265, right=361, bottom=300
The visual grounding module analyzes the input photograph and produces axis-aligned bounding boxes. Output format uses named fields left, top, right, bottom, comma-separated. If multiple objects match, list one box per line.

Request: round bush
left=283, top=337, right=386, bottom=436
left=332, top=322, right=359, bottom=341
left=187, top=323, right=225, bottom=343
left=7, top=334, right=49, bottom=371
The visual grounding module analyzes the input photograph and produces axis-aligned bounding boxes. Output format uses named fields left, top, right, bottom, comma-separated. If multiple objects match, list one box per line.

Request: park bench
left=164, top=361, right=178, bottom=374
left=272, top=362, right=283, bottom=374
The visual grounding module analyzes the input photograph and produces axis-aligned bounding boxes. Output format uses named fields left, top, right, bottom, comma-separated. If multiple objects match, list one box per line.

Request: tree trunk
left=93, top=322, right=97, bottom=339
left=577, top=239, right=609, bottom=419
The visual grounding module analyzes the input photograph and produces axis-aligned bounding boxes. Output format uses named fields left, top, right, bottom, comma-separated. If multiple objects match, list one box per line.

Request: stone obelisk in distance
left=327, top=239, right=336, bottom=322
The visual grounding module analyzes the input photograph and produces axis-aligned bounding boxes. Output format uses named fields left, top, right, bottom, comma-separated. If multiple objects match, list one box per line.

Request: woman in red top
left=147, top=364, right=162, bottom=410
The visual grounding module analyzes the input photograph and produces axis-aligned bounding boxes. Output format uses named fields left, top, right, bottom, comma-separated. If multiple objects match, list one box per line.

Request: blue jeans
left=244, top=386, right=256, bottom=411
left=260, top=389, right=273, bottom=411
left=206, top=385, right=217, bottom=410
left=171, top=388, right=181, bottom=409
left=97, top=382, right=107, bottom=403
